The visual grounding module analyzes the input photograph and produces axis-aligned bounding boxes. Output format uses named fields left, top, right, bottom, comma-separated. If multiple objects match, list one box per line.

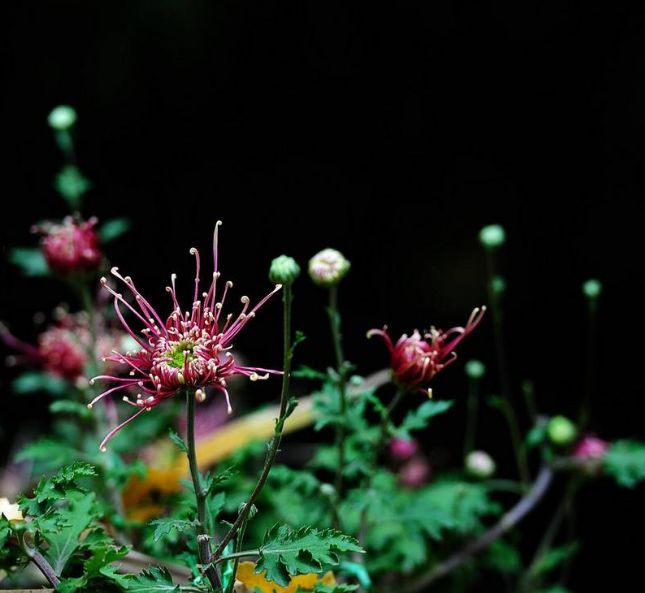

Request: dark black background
left=2, top=0, right=645, bottom=589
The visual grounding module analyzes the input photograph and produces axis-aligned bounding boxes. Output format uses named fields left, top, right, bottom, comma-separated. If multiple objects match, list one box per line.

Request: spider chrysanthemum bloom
left=34, top=216, right=102, bottom=275
left=89, top=222, right=282, bottom=451
left=368, top=307, right=485, bottom=396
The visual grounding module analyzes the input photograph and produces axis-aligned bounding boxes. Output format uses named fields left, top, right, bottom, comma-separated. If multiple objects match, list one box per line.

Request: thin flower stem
left=211, top=283, right=294, bottom=562
left=187, top=391, right=223, bottom=591
left=79, top=282, right=130, bottom=542
left=23, top=539, right=60, bottom=588
left=579, top=297, right=598, bottom=428
left=328, top=285, right=348, bottom=526
left=521, top=476, right=580, bottom=592
left=403, top=465, right=554, bottom=593
left=214, top=549, right=261, bottom=566
left=484, top=249, right=530, bottom=487
left=463, top=375, right=480, bottom=457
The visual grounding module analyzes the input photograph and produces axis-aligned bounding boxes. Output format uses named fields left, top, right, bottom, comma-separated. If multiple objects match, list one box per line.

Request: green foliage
left=168, top=428, right=189, bottom=454
left=99, top=217, right=132, bottom=243
left=483, top=540, right=522, bottom=575
left=256, top=524, right=363, bottom=587
left=149, top=518, right=200, bottom=543
left=16, top=437, right=82, bottom=470
left=293, top=365, right=328, bottom=380
left=300, top=584, right=358, bottom=593
left=50, top=399, right=92, bottom=418
left=605, top=440, right=645, bottom=487
left=532, top=542, right=578, bottom=577
left=395, top=399, right=454, bottom=439
left=55, top=165, right=91, bottom=208
left=119, top=566, right=180, bottom=592
left=12, top=370, right=69, bottom=395
left=9, top=247, right=50, bottom=276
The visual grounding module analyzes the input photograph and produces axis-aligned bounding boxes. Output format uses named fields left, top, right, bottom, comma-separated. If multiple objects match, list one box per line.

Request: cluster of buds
left=33, top=216, right=102, bottom=275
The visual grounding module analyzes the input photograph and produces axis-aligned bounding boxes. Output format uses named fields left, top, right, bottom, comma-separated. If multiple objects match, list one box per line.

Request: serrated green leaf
left=99, top=217, right=131, bottom=243
left=257, top=525, right=363, bottom=587
left=13, top=371, right=68, bottom=396
left=605, top=440, right=645, bottom=488
left=149, top=517, right=198, bottom=542
left=396, top=400, right=454, bottom=438
left=9, top=247, right=50, bottom=277
left=168, top=428, right=189, bottom=454
left=122, top=566, right=180, bottom=592
left=43, top=492, right=97, bottom=574
left=302, top=584, right=359, bottom=593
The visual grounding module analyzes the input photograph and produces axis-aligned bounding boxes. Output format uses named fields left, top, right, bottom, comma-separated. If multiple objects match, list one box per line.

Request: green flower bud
left=465, top=359, right=486, bottom=380
left=547, top=415, right=577, bottom=446
left=48, top=105, right=77, bottom=131
left=319, top=483, right=336, bottom=498
left=582, top=278, right=602, bottom=300
left=465, top=450, right=496, bottom=479
left=269, top=255, right=300, bottom=285
left=479, top=224, right=506, bottom=249
left=308, top=248, right=350, bottom=287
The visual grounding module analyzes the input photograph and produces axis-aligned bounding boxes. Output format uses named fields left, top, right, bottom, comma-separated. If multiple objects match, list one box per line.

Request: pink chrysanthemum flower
left=368, top=307, right=486, bottom=396
left=573, top=436, right=609, bottom=460
left=34, top=216, right=102, bottom=275
left=89, top=222, right=282, bottom=451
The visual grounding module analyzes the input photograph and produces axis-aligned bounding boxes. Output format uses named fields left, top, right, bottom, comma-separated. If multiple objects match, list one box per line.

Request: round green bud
left=319, top=483, right=336, bottom=498
left=269, top=255, right=300, bottom=285
left=479, top=224, right=506, bottom=249
left=465, top=359, right=486, bottom=380
left=547, top=415, right=577, bottom=446
left=47, top=105, right=77, bottom=131
left=582, top=278, right=602, bottom=300
left=465, top=450, right=496, bottom=479
left=308, top=248, right=351, bottom=287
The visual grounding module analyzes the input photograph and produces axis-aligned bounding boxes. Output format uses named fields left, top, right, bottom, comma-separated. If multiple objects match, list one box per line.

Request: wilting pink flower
left=390, top=437, right=418, bottom=461
left=399, top=455, right=431, bottom=487
left=368, top=307, right=485, bottom=396
left=574, top=436, right=609, bottom=460
left=89, top=222, right=282, bottom=451
left=34, top=216, right=102, bottom=275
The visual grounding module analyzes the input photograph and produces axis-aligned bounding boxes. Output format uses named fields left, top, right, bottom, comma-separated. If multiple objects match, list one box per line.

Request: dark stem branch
left=404, top=465, right=554, bottom=592
left=211, top=284, right=293, bottom=562
left=187, top=392, right=222, bottom=591
left=24, top=543, right=60, bottom=588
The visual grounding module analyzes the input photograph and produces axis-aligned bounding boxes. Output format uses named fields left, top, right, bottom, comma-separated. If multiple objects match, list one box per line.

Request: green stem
left=328, top=286, right=348, bottom=527
left=521, top=477, right=579, bottom=591
left=214, top=549, right=260, bottom=566
left=463, top=376, right=480, bottom=457
left=484, top=249, right=530, bottom=487
left=23, top=539, right=60, bottom=588
left=211, top=283, right=294, bottom=562
left=187, top=392, right=222, bottom=591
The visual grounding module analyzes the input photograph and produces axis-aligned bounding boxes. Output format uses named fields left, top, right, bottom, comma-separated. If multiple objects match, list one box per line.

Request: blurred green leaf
left=605, top=440, right=645, bottom=488
left=54, top=165, right=91, bottom=208
left=395, top=399, right=454, bottom=439
left=99, top=218, right=131, bottom=243
left=9, top=247, right=49, bottom=277
left=13, top=371, right=69, bottom=396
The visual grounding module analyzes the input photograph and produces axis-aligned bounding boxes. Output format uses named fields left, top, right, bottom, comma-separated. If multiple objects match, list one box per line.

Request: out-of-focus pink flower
left=368, top=307, right=485, bottom=396
left=90, top=222, right=282, bottom=451
left=399, top=455, right=431, bottom=487
left=574, top=436, right=609, bottom=460
left=1, top=311, right=129, bottom=383
left=34, top=216, right=102, bottom=275
left=389, top=437, right=418, bottom=461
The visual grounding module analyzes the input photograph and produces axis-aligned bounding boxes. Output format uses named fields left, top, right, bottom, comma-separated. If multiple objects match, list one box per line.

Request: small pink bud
left=574, top=436, right=609, bottom=460
left=389, top=437, right=418, bottom=460
left=399, top=456, right=431, bottom=487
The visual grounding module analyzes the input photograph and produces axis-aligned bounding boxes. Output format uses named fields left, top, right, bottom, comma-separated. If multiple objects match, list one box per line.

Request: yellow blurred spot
left=0, top=497, right=23, bottom=522
left=234, top=561, right=335, bottom=593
